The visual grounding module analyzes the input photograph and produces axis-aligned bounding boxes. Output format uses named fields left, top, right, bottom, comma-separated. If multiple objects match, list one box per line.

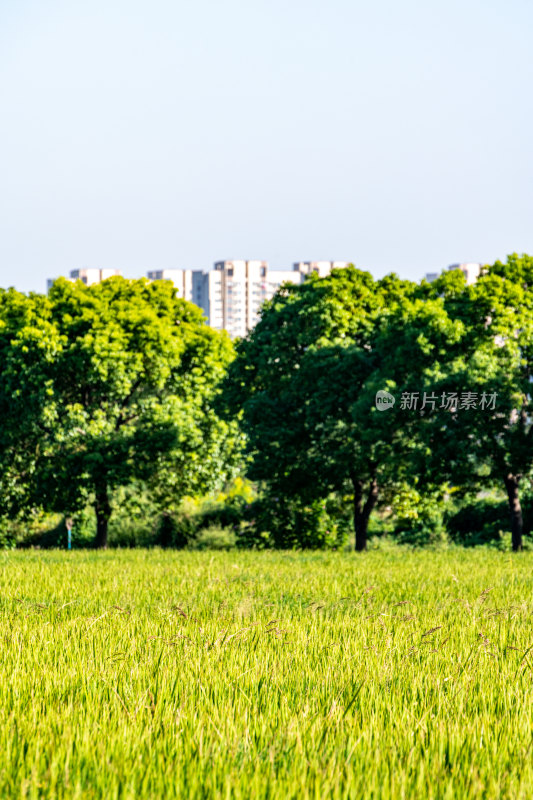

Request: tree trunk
left=94, top=485, right=112, bottom=549
left=504, top=473, right=523, bottom=552
left=352, top=475, right=379, bottom=552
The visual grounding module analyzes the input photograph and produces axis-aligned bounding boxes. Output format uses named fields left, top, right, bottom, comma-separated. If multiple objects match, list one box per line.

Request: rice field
left=0, top=547, right=532, bottom=799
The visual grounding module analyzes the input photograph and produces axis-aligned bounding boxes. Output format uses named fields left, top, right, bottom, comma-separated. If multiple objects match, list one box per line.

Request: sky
left=0, top=0, right=532, bottom=293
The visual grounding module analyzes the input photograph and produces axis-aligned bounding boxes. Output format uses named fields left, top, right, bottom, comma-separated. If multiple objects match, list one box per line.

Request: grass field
left=1, top=547, right=532, bottom=799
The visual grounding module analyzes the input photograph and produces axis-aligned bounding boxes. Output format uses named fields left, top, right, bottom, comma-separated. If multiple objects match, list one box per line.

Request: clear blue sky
left=1, top=0, right=531, bottom=293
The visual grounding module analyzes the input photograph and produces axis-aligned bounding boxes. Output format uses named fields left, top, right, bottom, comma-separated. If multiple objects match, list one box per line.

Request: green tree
left=0, top=288, right=60, bottom=526
left=0, top=278, right=240, bottom=548
left=219, top=266, right=425, bottom=550
left=417, top=255, right=533, bottom=551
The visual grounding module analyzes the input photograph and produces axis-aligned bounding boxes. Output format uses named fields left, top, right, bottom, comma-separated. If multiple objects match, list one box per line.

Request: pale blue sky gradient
left=1, top=0, right=532, bottom=292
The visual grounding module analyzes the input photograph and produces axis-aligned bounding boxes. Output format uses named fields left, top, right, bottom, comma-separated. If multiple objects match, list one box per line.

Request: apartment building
left=48, top=261, right=350, bottom=336
left=268, top=267, right=298, bottom=294
left=208, top=260, right=269, bottom=337
left=293, top=261, right=349, bottom=278
left=146, top=269, right=193, bottom=302
left=425, top=262, right=482, bottom=285
left=208, top=260, right=350, bottom=336
left=192, top=269, right=224, bottom=331
left=47, top=268, right=122, bottom=290
left=266, top=261, right=350, bottom=299
left=146, top=260, right=350, bottom=337
left=447, top=262, right=482, bottom=285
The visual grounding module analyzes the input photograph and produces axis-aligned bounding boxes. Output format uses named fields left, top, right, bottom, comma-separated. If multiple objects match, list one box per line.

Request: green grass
left=1, top=548, right=532, bottom=799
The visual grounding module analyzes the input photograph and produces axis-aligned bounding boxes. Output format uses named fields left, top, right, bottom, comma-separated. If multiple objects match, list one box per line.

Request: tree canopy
left=413, top=254, right=533, bottom=550
left=220, top=256, right=533, bottom=551
left=219, top=266, right=425, bottom=549
left=3, top=256, right=533, bottom=551
left=0, top=277, right=240, bottom=547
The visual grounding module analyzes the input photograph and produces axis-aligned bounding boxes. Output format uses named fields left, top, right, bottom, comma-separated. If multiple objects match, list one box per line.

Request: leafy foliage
left=4, top=255, right=533, bottom=551
left=0, top=278, right=241, bottom=546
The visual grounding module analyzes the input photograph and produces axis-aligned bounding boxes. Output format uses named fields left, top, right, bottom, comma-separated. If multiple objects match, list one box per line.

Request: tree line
left=1, top=254, right=533, bottom=551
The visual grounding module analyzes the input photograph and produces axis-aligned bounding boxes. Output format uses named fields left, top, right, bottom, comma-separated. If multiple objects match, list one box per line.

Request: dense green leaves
left=220, top=255, right=533, bottom=551
left=0, top=278, right=240, bottom=546
left=219, top=266, right=423, bottom=549
left=417, top=255, right=533, bottom=549
left=2, top=255, right=533, bottom=551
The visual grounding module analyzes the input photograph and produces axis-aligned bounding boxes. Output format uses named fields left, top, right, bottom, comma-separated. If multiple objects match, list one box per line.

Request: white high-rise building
left=70, top=268, right=101, bottom=285
left=212, top=260, right=269, bottom=338
left=425, top=263, right=483, bottom=285
left=268, top=268, right=298, bottom=294
left=447, top=262, right=482, bottom=285
left=192, top=269, right=224, bottom=330
left=147, top=260, right=351, bottom=336
left=146, top=269, right=193, bottom=302
left=98, top=268, right=122, bottom=282
left=267, top=261, right=350, bottom=297
left=293, top=261, right=349, bottom=278
left=49, top=260, right=352, bottom=334
left=47, top=268, right=122, bottom=291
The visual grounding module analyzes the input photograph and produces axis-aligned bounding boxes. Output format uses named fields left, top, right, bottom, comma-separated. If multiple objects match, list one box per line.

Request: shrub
left=446, top=498, right=507, bottom=546
left=0, top=516, right=16, bottom=549
left=391, top=484, right=449, bottom=547
left=445, top=492, right=533, bottom=547
left=154, top=511, right=192, bottom=549
left=243, top=495, right=343, bottom=550
left=190, top=525, right=236, bottom=550
left=107, top=519, right=156, bottom=548
left=14, top=511, right=92, bottom=549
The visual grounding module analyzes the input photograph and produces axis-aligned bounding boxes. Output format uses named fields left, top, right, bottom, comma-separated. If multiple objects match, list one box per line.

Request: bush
left=151, top=479, right=259, bottom=549
left=0, top=516, right=16, bottom=549
left=14, top=510, right=94, bottom=549
left=446, top=492, right=533, bottom=547
left=391, top=485, right=449, bottom=547
left=154, top=511, right=192, bottom=549
left=10, top=478, right=256, bottom=550
left=446, top=497, right=508, bottom=546
left=242, top=495, right=344, bottom=550
left=107, top=519, right=156, bottom=548
left=190, top=525, right=236, bottom=550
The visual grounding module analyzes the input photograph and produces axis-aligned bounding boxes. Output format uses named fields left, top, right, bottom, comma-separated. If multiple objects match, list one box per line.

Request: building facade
left=292, top=261, right=349, bottom=278
left=193, top=269, right=224, bottom=331
left=47, top=261, right=350, bottom=337
left=146, top=269, right=193, bottom=302
left=447, top=262, right=482, bottom=285
left=425, top=262, right=482, bottom=285
left=47, top=268, right=122, bottom=290
left=147, top=260, right=349, bottom=337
